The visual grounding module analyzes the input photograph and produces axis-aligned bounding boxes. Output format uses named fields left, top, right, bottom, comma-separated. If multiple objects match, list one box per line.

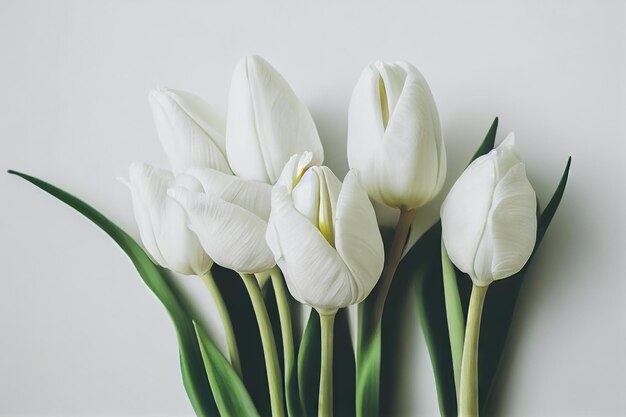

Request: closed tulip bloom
left=226, top=55, right=324, bottom=184
left=440, top=134, right=537, bottom=286
left=266, top=153, right=385, bottom=314
left=121, top=163, right=213, bottom=276
left=347, top=60, right=446, bottom=209
left=168, top=168, right=275, bottom=274
left=149, top=86, right=231, bottom=174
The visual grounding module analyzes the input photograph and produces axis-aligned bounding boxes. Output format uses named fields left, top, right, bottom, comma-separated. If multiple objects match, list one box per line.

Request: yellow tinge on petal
left=379, top=76, right=390, bottom=129
left=316, top=170, right=335, bottom=247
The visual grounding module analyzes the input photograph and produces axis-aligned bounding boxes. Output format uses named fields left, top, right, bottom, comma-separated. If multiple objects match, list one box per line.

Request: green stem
left=441, top=240, right=465, bottom=396
left=459, top=284, right=488, bottom=417
left=371, top=208, right=416, bottom=324
left=270, top=268, right=298, bottom=415
left=356, top=208, right=415, bottom=417
left=240, top=273, right=285, bottom=417
left=318, top=312, right=336, bottom=417
left=199, top=271, right=242, bottom=377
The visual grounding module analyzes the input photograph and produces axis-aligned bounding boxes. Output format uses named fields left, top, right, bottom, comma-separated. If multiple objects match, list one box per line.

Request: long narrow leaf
left=8, top=170, right=219, bottom=416
left=195, top=322, right=261, bottom=417
left=298, top=310, right=321, bottom=417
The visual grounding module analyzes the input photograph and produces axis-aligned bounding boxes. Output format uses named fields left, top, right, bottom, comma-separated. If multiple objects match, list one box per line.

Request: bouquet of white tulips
left=9, top=55, right=571, bottom=417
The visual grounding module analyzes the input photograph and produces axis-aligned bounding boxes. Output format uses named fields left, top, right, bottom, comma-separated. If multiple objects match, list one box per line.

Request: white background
left=1, top=0, right=625, bottom=416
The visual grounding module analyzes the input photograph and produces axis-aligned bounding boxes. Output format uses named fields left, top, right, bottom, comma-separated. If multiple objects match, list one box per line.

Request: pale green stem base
left=441, top=240, right=465, bottom=396
left=240, top=273, right=285, bottom=417
left=372, top=208, right=416, bottom=323
left=459, top=284, right=488, bottom=417
left=270, top=268, right=297, bottom=412
left=319, top=312, right=336, bottom=417
left=199, top=271, right=242, bottom=377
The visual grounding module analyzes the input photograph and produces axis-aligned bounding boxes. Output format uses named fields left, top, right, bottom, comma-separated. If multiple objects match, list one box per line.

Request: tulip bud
left=149, top=86, right=231, bottom=174
left=120, top=163, right=213, bottom=276
left=347, top=60, right=446, bottom=210
left=226, top=55, right=324, bottom=184
left=266, top=153, right=384, bottom=314
left=168, top=167, right=275, bottom=274
left=440, top=134, right=537, bottom=286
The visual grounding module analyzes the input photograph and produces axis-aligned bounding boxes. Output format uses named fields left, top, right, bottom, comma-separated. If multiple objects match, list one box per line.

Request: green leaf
left=357, top=227, right=394, bottom=417
left=406, top=222, right=459, bottom=417
left=298, top=310, right=321, bottom=417
left=194, top=322, right=261, bottom=417
left=478, top=157, right=572, bottom=415
left=356, top=325, right=381, bottom=417
left=334, top=309, right=356, bottom=417
left=297, top=308, right=355, bottom=417
left=8, top=170, right=219, bottom=417
left=469, top=117, right=498, bottom=164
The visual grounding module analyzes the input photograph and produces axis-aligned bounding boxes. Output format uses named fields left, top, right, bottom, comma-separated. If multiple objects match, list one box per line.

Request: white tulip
left=149, top=86, right=231, bottom=174
left=226, top=55, right=324, bottom=184
left=168, top=167, right=275, bottom=274
left=440, top=134, right=537, bottom=286
left=120, top=163, right=213, bottom=276
left=266, top=153, right=385, bottom=314
left=347, top=60, right=446, bottom=210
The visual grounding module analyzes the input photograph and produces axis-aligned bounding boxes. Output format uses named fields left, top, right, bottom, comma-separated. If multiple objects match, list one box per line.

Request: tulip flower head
left=226, top=55, right=324, bottom=184
left=347, top=60, right=446, bottom=210
left=168, top=167, right=275, bottom=274
left=120, top=163, right=213, bottom=276
left=440, top=134, right=537, bottom=286
left=149, top=86, right=231, bottom=174
left=266, top=153, right=385, bottom=314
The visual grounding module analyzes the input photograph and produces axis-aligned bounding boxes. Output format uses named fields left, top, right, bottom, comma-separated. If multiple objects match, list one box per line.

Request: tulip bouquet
left=9, top=55, right=571, bottom=417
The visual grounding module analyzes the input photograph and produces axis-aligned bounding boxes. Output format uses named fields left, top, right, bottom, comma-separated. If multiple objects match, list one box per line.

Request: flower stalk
left=372, top=208, right=416, bottom=322
left=270, top=267, right=299, bottom=416
left=459, top=284, right=488, bottom=417
left=318, top=312, right=336, bottom=417
left=240, top=273, right=285, bottom=417
left=199, top=271, right=242, bottom=377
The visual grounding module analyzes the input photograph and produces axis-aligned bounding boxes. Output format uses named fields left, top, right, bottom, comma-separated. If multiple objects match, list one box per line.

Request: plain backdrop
left=1, top=0, right=625, bottom=416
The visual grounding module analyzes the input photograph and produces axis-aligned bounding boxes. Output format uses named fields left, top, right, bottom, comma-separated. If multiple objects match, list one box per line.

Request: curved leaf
left=195, top=322, right=261, bottom=417
left=8, top=170, right=219, bottom=416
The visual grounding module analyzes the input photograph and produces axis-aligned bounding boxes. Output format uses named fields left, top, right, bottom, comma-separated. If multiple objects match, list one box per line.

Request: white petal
left=266, top=187, right=355, bottom=311
left=275, top=152, right=316, bottom=191
left=126, top=163, right=212, bottom=275
left=379, top=64, right=444, bottom=208
left=347, top=66, right=386, bottom=188
left=334, top=170, right=385, bottom=303
left=149, top=87, right=231, bottom=174
left=168, top=188, right=274, bottom=274
left=226, top=55, right=324, bottom=184
left=185, top=167, right=272, bottom=221
left=474, top=163, right=537, bottom=284
left=440, top=155, right=497, bottom=279
left=291, top=169, right=321, bottom=227
left=493, top=133, right=523, bottom=180
left=375, top=61, right=408, bottom=117
left=123, top=168, right=167, bottom=267
left=348, top=62, right=445, bottom=209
